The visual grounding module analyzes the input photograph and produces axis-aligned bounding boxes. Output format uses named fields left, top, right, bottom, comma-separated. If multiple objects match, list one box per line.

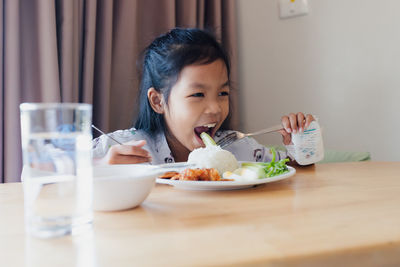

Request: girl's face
left=163, top=59, right=230, bottom=152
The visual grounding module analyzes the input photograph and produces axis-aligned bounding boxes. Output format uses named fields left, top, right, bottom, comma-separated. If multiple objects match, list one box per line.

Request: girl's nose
left=205, top=99, right=222, bottom=115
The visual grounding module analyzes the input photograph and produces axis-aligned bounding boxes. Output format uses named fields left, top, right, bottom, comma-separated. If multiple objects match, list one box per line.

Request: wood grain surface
left=1, top=162, right=400, bottom=266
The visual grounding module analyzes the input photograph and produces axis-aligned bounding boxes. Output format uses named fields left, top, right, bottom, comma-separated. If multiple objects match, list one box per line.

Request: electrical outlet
left=279, top=0, right=309, bottom=19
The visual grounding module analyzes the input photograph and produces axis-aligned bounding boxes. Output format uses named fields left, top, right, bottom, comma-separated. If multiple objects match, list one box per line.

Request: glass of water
left=20, top=103, right=93, bottom=238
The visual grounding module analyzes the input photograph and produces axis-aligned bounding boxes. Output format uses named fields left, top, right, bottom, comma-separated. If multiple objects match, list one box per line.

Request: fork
left=91, top=125, right=123, bottom=145
left=216, top=124, right=283, bottom=148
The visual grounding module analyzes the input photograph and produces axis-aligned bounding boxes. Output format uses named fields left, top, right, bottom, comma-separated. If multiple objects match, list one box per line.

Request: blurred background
left=237, top=0, right=400, bottom=162
left=1, top=0, right=399, bottom=182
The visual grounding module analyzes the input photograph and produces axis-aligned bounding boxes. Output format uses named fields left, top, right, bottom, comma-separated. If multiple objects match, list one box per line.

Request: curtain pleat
left=175, top=0, right=197, bottom=27
left=80, top=0, right=97, bottom=104
left=107, top=1, right=139, bottom=131
left=92, top=0, right=113, bottom=131
left=35, top=0, right=61, bottom=101
left=3, top=0, right=22, bottom=182
left=0, top=0, right=3, bottom=183
left=0, top=0, right=238, bottom=182
left=221, top=0, right=239, bottom=129
left=56, top=0, right=81, bottom=102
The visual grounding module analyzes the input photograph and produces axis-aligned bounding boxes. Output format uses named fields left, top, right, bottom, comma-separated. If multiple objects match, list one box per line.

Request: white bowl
left=93, top=164, right=157, bottom=211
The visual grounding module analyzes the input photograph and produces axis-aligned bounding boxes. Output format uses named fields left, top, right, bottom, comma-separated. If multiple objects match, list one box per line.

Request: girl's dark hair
left=134, top=28, right=231, bottom=136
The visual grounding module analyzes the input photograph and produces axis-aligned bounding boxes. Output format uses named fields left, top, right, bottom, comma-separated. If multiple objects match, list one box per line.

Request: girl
left=93, top=28, right=315, bottom=165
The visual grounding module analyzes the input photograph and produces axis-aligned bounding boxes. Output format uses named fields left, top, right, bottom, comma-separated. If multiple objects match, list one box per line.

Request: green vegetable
left=241, top=147, right=290, bottom=178
left=199, top=133, right=290, bottom=179
left=200, top=132, right=217, bottom=147
left=237, top=165, right=266, bottom=178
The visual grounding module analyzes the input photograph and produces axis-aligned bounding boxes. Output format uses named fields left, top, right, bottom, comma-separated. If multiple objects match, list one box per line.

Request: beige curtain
left=0, top=0, right=238, bottom=183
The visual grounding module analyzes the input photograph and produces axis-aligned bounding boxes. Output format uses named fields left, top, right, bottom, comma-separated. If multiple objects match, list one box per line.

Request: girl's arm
left=92, top=128, right=152, bottom=165
left=93, top=140, right=152, bottom=165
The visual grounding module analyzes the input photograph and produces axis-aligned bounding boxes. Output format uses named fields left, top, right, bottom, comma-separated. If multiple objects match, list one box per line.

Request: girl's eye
left=219, top=91, right=229, bottom=96
left=190, top=93, right=204, bottom=97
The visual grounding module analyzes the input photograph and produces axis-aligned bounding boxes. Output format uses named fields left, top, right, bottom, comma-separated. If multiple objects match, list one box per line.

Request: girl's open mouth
left=194, top=123, right=217, bottom=144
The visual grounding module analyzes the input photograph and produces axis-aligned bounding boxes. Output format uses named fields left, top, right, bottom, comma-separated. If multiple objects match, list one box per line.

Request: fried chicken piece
left=206, top=168, right=221, bottom=181
left=158, top=171, right=179, bottom=179
left=176, top=168, right=221, bottom=181
left=171, top=175, right=180, bottom=180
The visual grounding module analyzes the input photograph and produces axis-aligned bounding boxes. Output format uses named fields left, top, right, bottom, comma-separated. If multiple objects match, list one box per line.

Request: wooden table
left=1, top=162, right=400, bottom=266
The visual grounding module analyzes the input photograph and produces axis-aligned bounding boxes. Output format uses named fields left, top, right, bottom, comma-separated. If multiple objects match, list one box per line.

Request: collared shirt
left=92, top=128, right=288, bottom=164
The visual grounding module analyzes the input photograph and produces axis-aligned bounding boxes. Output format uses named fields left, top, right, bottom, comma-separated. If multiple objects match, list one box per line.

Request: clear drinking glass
left=20, top=103, right=93, bottom=238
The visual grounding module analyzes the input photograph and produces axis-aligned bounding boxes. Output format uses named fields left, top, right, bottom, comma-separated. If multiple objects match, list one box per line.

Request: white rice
left=187, top=145, right=239, bottom=175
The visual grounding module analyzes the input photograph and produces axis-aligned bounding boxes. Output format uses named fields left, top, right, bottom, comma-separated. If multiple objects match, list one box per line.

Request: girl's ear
left=147, top=88, right=164, bottom=114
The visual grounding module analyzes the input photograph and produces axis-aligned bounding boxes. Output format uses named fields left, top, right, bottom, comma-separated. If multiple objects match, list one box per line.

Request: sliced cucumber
left=200, top=132, right=217, bottom=147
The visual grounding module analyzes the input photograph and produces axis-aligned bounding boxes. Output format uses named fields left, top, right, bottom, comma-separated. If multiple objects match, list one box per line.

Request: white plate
left=156, top=164, right=296, bottom=191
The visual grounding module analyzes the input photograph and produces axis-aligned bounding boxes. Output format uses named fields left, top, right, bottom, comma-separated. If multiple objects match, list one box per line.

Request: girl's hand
left=279, top=113, right=314, bottom=145
left=96, top=140, right=152, bottom=165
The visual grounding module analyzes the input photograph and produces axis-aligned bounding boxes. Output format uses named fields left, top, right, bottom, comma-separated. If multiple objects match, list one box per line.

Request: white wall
left=236, top=0, right=400, bottom=161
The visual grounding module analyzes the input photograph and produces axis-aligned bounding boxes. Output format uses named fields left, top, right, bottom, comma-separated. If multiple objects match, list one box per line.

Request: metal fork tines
left=216, top=124, right=283, bottom=148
